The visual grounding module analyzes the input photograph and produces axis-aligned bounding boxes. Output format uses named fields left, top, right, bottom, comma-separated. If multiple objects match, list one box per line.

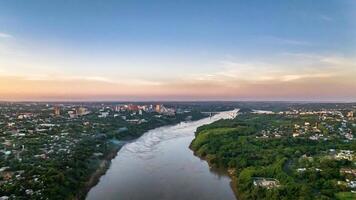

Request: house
left=335, top=150, right=354, bottom=161
left=297, top=168, right=307, bottom=172
left=253, top=178, right=280, bottom=189
left=340, top=168, right=356, bottom=176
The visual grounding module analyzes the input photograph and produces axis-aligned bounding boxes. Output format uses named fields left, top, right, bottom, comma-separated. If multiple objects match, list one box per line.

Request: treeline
left=0, top=110, right=208, bottom=199
left=191, top=114, right=356, bottom=200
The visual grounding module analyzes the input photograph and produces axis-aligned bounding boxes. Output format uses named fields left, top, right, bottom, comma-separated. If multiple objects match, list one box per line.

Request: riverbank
left=189, top=110, right=356, bottom=200
left=189, top=112, right=239, bottom=199
left=77, top=114, right=209, bottom=199
left=189, top=110, right=240, bottom=200
left=75, top=143, right=125, bottom=200
left=189, top=143, right=239, bottom=200
left=86, top=110, right=236, bottom=200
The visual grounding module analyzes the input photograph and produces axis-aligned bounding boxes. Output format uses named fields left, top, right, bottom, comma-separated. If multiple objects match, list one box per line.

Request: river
left=86, top=110, right=237, bottom=200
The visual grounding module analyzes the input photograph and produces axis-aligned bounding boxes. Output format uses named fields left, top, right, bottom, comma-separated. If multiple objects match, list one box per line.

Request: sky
left=0, top=0, right=355, bottom=101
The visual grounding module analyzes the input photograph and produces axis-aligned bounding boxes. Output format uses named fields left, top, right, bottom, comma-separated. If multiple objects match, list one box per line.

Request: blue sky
left=0, top=0, right=355, bottom=101
left=1, top=0, right=354, bottom=54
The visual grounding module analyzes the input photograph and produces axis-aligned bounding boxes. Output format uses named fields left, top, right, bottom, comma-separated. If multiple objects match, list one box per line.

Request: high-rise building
left=115, top=105, right=121, bottom=112
left=54, top=106, right=60, bottom=116
left=127, top=104, right=139, bottom=111
left=155, top=104, right=162, bottom=113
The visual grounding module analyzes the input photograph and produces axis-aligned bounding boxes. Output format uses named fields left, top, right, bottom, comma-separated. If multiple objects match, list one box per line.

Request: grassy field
left=336, top=192, right=356, bottom=200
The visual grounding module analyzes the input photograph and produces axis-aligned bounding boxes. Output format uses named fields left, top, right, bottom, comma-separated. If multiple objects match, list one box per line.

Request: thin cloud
left=23, top=75, right=117, bottom=84
left=263, top=36, right=311, bottom=46
left=318, top=14, right=334, bottom=22
left=281, top=53, right=356, bottom=69
left=190, top=53, right=355, bottom=85
left=281, top=73, right=331, bottom=82
left=0, top=32, right=14, bottom=38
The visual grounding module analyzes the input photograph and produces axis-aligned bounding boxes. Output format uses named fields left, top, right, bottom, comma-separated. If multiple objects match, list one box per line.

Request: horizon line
left=1, top=99, right=356, bottom=104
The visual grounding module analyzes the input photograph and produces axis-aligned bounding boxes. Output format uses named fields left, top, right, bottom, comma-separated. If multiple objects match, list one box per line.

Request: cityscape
left=0, top=0, right=356, bottom=200
left=0, top=102, right=211, bottom=199
left=0, top=102, right=355, bottom=199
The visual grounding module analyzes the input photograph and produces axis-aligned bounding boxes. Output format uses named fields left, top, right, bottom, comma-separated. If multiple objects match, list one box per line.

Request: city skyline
left=0, top=0, right=355, bottom=101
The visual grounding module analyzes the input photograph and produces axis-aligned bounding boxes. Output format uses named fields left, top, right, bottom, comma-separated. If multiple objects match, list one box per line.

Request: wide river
left=86, top=110, right=237, bottom=200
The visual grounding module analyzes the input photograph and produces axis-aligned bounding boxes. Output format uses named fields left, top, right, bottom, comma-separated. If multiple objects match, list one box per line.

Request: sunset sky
left=0, top=0, right=355, bottom=101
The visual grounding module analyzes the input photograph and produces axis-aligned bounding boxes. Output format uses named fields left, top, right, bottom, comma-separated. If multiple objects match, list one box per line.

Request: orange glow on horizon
left=1, top=75, right=356, bottom=101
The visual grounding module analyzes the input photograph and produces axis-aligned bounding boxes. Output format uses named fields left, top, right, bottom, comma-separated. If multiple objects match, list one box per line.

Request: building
left=347, top=111, right=354, bottom=119
left=75, top=107, right=89, bottom=116
left=155, top=104, right=162, bottom=113
left=98, top=112, right=109, bottom=118
left=54, top=106, right=60, bottom=116
left=335, top=150, right=354, bottom=161
left=127, top=104, right=139, bottom=112
left=340, top=168, right=356, bottom=176
left=154, top=104, right=175, bottom=115
left=115, top=105, right=122, bottom=112
left=68, top=111, right=76, bottom=118
left=253, top=178, right=280, bottom=189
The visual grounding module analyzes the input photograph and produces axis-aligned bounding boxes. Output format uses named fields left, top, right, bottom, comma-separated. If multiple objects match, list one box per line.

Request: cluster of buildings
left=67, top=107, right=90, bottom=118
left=293, top=110, right=354, bottom=141
left=253, top=177, right=280, bottom=189
left=0, top=102, right=187, bottom=198
left=252, top=107, right=356, bottom=141
left=0, top=104, right=189, bottom=194
left=296, top=167, right=323, bottom=173
left=256, top=129, right=283, bottom=139
left=340, top=168, right=356, bottom=190
left=254, top=107, right=356, bottom=142
left=0, top=102, right=195, bottom=198
left=333, top=150, right=355, bottom=161
left=114, top=104, right=176, bottom=116
left=51, top=104, right=177, bottom=120
left=95, top=104, right=177, bottom=124
left=292, top=122, right=321, bottom=138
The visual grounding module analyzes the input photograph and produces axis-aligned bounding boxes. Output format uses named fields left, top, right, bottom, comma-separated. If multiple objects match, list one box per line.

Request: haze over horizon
left=0, top=0, right=355, bottom=101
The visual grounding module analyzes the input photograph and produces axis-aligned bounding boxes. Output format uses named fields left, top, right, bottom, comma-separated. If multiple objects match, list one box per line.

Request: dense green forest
left=191, top=113, right=356, bottom=200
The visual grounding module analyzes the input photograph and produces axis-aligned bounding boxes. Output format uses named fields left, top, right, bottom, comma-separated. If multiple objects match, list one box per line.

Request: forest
left=191, top=112, right=356, bottom=200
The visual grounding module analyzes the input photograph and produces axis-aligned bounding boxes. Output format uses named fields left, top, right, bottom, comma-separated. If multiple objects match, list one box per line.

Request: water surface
left=86, top=111, right=237, bottom=200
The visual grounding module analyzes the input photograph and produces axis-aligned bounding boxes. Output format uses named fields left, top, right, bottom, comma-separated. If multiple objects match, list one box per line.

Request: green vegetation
left=336, top=192, right=356, bottom=200
left=0, top=103, right=209, bottom=199
left=191, top=112, right=356, bottom=200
